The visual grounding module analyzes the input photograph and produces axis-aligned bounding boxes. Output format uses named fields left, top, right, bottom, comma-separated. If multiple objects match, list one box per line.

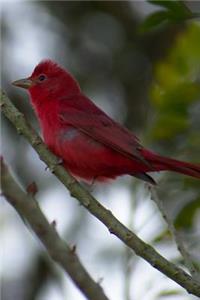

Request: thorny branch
left=150, top=187, right=200, bottom=281
left=1, top=159, right=109, bottom=300
left=1, top=89, right=200, bottom=297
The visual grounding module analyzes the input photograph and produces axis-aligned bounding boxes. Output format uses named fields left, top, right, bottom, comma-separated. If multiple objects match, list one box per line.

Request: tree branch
left=1, top=158, right=109, bottom=300
left=1, top=89, right=200, bottom=297
left=150, top=187, right=200, bottom=281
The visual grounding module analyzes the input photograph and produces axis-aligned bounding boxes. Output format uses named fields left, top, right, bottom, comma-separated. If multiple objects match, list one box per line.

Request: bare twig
left=150, top=187, right=200, bottom=281
left=1, top=89, right=200, bottom=297
left=1, top=159, right=109, bottom=300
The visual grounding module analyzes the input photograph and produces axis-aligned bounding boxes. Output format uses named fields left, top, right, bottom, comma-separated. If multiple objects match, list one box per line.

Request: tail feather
left=143, top=150, right=200, bottom=179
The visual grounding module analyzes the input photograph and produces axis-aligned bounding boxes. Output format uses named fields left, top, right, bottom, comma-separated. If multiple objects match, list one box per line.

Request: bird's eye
left=38, top=74, right=46, bottom=82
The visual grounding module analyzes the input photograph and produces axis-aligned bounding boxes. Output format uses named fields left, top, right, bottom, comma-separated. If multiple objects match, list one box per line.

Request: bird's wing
left=59, top=94, right=151, bottom=167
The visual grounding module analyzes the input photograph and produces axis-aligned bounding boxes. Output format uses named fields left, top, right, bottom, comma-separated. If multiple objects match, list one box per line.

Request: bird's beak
left=12, top=78, right=33, bottom=89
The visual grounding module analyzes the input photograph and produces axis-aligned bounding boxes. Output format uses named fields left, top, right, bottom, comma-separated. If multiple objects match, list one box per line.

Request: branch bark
left=1, top=159, right=109, bottom=300
left=1, top=89, right=200, bottom=297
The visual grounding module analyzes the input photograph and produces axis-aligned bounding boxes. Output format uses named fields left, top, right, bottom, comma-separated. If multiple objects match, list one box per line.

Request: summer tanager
left=12, top=60, right=200, bottom=184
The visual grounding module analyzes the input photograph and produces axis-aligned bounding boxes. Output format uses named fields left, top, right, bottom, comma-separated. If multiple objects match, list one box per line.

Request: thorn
left=26, top=182, right=38, bottom=196
left=108, top=227, right=114, bottom=234
left=97, top=277, right=104, bottom=285
left=70, top=244, right=76, bottom=254
left=51, top=220, right=57, bottom=228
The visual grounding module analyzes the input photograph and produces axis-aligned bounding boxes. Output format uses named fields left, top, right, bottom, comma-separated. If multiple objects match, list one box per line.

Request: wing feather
left=59, top=95, right=151, bottom=167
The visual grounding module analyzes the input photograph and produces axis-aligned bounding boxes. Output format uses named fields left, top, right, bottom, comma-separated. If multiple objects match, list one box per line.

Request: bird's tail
left=143, top=150, right=200, bottom=179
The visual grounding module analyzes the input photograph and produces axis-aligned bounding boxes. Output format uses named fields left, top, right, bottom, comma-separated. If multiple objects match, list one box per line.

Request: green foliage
left=140, top=0, right=197, bottom=32
left=150, top=22, right=200, bottom=233
left=139, top=11, right=170, bottom=32
left=175, top=198, right=200, bottom=229
left=150, top=23, right=200, bottom=142
left=149, top=0, right=190, bottom=14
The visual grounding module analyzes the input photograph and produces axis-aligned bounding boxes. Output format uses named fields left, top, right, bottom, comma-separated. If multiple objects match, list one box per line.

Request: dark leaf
left=149, top=0, right=190, bottom=14
left=139, top=10, right=169, bottom=32
left=175, top=198, right=200, bottom=229
left=148, top=0, right=193, bottom=21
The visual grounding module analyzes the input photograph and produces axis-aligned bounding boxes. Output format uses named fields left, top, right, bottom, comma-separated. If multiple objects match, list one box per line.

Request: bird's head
left=12, top=59, right=81, bottom=104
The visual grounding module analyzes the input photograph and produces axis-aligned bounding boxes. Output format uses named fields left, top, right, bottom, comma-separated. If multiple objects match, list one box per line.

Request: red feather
left=13, top=60, right=200, bottom=184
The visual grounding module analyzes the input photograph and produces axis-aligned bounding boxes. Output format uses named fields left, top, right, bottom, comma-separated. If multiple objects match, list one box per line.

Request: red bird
left=12, top=60, right=200, bottom=184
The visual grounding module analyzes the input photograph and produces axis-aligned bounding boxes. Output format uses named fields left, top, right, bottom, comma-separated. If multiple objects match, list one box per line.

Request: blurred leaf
left=28, top=253, right=62, bottom=300
left=141, top=0, right=197, bottom=32
left=151, top=114, right=188, bottom=140
left=156, top=289, right=182, bottom=298
left=149, top=22, right=200, bottom=230
left=150, top=23, right=200, bottom=143
left=175, top=198, right=200, bottom=229
left=153, top=229, right=170, bottom=243
left=140, top=10, right=169, bottom=32
left=149, top=0, right=191, bottom=17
